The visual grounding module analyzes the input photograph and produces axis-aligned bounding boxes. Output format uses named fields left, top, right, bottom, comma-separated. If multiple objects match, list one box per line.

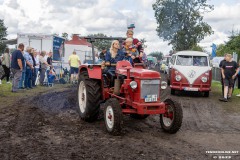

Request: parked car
left=168, top=51, right=212, bottom=97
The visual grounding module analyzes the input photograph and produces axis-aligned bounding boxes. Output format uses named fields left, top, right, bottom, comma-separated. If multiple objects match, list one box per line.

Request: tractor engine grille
left=140, top=80, right=160, bottom=99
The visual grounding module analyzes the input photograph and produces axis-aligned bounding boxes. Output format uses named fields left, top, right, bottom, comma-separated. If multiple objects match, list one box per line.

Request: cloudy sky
left=0, top=0, right=240, bottom=54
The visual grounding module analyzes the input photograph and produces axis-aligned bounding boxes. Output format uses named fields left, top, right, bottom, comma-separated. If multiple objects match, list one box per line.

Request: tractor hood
left=117, top=68, right=160, bottom=79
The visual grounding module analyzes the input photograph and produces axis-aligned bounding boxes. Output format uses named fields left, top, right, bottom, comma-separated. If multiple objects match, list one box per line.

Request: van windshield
left=176, top=55, right=208, bottom=66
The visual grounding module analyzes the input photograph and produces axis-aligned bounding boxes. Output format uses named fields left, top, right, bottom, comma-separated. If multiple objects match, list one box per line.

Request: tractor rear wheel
left=77, top=71, right=101, bottom=122
left=103, top=98, right=123, bottom=135
left=130, top=114, right=149, bottom=119
left=160, top=99, right=182, bottom=134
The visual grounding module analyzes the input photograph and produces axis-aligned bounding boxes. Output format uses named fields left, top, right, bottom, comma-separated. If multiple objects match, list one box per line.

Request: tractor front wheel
left=160, top=99, right=182, bottom=134
left=170, top=89, right=175, bottom=95
left=103, top=98, right=123, bottom=135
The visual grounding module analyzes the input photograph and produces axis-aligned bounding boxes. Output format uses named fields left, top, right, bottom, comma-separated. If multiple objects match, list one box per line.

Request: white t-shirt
left=35, top=55, right=40, bottom=69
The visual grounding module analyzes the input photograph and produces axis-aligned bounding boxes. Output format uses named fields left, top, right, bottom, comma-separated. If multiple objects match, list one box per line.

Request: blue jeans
left=18, top=71, right=26, bottom=88
left=12, top=69, right=22, bottom=92
left=32, top=68, right=39, bottom=86
left=24, top=68, right=32, bottom=88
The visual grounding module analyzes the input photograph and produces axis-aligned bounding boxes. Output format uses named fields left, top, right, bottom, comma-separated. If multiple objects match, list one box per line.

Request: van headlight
left=130, top=81, right=137, bottom=89
left=175, top=75, right=182, bottom=81
left=201, top=77, right=208, bottom=83
left=161, top=81, right=167, bottom=90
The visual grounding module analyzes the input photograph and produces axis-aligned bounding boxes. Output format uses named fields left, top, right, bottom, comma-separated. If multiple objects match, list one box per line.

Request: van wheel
left=203, top=91, right=209, bottom=97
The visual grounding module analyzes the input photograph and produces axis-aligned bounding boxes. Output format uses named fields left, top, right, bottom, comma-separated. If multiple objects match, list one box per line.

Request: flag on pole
left=211, top=43, right=217, bottom=58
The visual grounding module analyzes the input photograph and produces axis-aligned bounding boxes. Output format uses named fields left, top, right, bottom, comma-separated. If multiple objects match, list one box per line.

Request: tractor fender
left=79, top=65, right=102, bottom=80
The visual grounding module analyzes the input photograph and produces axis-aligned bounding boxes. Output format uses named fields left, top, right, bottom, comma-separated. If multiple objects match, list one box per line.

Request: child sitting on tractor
left=122, top=38, right=140, bottom=64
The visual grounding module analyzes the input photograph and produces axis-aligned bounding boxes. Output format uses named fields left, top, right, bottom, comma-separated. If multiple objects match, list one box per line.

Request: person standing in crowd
left=99, top=47, right=107, bottom=61
left=39, top=51, right=50, bottom=85
left=33, top=51, right=40, bottom=86
left=236, top=60, right=240, bottom=97
left=46, top=51, right=53, bottom=78
left=68, top=51, right=81, bottom=83
left=24, top=47, right=34, bottom=89
left=219, top=54, right=227, bottom=96
left=18, top=49, right=26, bottom=89
left=11, top=43, right=24, bottom=92
left=47, top=52, right=53, bottom=68
left=219, top=54, right=239, bottom=102
left=0, top=48, right=11, bottom=84
left=29, top=48, right=36, bottom=87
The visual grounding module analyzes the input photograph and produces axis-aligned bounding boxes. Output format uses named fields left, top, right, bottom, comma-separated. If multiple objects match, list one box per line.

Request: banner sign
left=53, top=36, right=64, bottom=61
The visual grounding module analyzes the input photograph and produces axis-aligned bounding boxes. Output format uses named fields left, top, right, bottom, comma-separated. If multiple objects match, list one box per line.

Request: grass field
left=0, top=79, right=71, bottom=107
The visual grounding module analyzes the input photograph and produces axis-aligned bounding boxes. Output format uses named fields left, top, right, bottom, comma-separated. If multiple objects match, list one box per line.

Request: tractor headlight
left=161, top=81, right=167, bottom=90
left=130, top=81, right=137, bottom=89
left=175, top=75, right=182, bottom=81
left=201, top=77, right=208, bottom=83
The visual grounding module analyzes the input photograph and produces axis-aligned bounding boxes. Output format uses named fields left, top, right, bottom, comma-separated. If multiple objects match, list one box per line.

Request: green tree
left=191, top=44, right=204, bottom=52
left=153, top=0, right=214, bottom=51
left=87, top=33, right=111, bottom=50
left=216, top=33, right=240, bottom=57
left=149, top=51, right=163, bottom=60
left=0, top=19, right=8, bottom=54
left=61, top=32, right=69, bottom=40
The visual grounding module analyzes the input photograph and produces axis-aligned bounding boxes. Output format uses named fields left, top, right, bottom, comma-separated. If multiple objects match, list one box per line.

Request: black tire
left=77, top=71, right=101, bottom=122
left=160, top=99, right=183, bottom=134
left=203, top=91, right=209, bottom=97
left=130, top=114, right=149, bottom=119
left=171, top=89, right=175, bottom=95
left=103, top=98, right=123, bottom=135
left=167, top=79, right=170, bottom=86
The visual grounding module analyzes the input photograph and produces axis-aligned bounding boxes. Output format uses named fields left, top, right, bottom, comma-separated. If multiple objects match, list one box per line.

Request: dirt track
left=0, top=78, right=240, bottom=159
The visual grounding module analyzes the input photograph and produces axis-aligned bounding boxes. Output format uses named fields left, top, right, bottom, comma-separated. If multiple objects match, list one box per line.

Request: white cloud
left=0, top=0, right=240, bottom=54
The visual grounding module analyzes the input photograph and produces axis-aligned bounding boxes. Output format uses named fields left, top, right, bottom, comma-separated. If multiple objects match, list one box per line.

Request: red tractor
left=77, top=37, right=183, bottom=135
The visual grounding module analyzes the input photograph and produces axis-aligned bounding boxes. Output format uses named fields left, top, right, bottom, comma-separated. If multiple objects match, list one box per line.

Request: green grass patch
left=0, top=79, right=72, bottom=108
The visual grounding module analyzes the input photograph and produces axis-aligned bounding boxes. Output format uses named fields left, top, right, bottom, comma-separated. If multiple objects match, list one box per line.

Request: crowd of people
left=0, top=43, right=55, bottom=92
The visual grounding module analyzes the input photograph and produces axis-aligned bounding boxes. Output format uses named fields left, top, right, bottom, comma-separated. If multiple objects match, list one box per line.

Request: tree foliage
left=87, top=33, right=111, bottom=51
left=153, top=0, right=214, bottom=51
left=191, top=44, right=204, bottom=52
left=61, top=32, right=69, bottom=40
left=216, top=32, right=240, bottom=57
left=149, top=51, right=164, bottom=60
left=0, top=19, right=7, bottom=54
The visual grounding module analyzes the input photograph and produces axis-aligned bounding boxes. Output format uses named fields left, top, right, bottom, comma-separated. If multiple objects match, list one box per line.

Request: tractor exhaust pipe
left=114, top=79, right=121, bottom=95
